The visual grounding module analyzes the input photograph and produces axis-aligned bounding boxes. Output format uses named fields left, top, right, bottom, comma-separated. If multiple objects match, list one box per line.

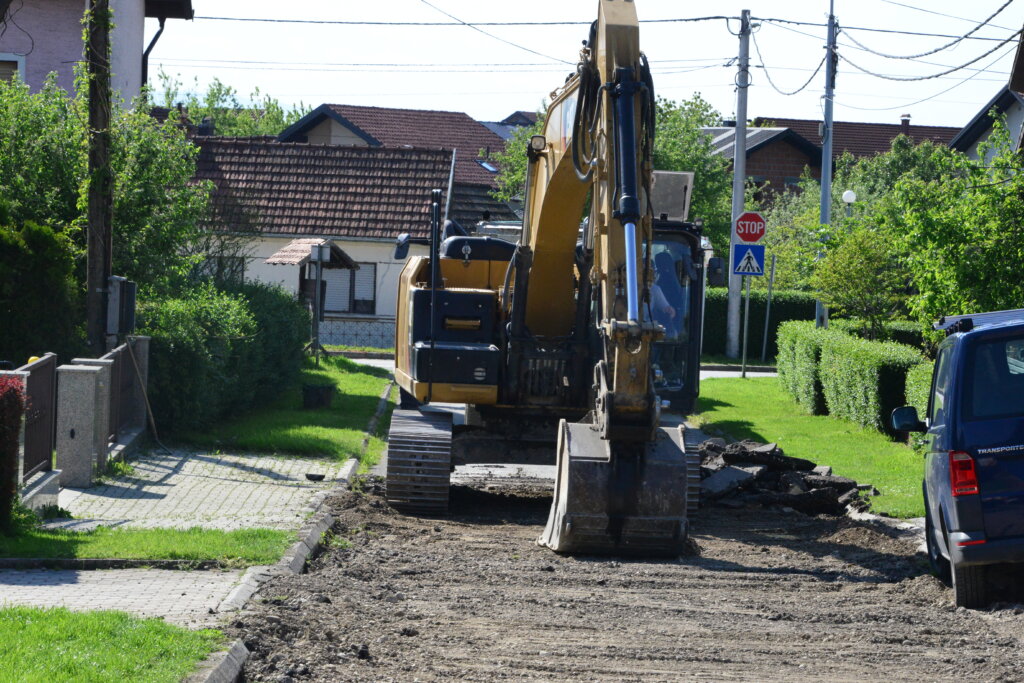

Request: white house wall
left=305, top=119, right=371, bottom=146
left=965, top=101, right=1024, bottom=163
left=243, top=236, right=428, bottom=349
left=110, top=0, right=144, bottom=102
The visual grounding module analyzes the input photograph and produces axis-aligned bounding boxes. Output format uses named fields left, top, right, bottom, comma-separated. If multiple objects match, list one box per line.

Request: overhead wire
left=876, top=0, right=1017, bottom=32
left=829, top=43, right=1017, bottom=111
left=416, top=0, right=572, bottom=64
left=751, top=30, right=826, bottom=95
left=838, top=29, right=1022, bottom=81
left=843, top=0, right=1015, bottom=60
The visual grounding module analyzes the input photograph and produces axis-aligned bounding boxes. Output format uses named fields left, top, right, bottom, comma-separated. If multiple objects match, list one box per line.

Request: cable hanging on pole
left=751, top=31, right=826, bottom=95
left=839, top=29, right=1021, bottom=81
left=842, top=0, right=1014, bottom=60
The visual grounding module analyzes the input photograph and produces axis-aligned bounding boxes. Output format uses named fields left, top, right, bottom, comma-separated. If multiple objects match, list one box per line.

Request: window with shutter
left=323, top=267, right=352, bottom=313
left=353, top=263, right=376, bottom=314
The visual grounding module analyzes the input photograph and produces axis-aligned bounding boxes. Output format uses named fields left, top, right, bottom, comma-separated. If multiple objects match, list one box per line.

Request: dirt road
left=229, top=481, right=1024, bottom=682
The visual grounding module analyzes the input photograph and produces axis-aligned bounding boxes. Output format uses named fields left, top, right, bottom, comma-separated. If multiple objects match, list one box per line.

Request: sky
left=146, top=0, right=1024, bottom=130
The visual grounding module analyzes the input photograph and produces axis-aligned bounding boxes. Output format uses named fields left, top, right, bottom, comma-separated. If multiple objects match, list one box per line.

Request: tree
left=809, top=225, right=906, bottom=338
left=157, top=72, right=311, bottom=137
left=491, top=111, right=544, bottom=204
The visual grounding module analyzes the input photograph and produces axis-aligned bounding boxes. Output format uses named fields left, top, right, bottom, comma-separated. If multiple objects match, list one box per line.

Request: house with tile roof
left=701, top=125, right=821, bottom=193
left=278, top=103, right=517, bottom=225
left=195, top=137, right=455, bottom=346
left=948, top=86, right=1024, bottom=163
left=756, top=116, right=961, bottom=161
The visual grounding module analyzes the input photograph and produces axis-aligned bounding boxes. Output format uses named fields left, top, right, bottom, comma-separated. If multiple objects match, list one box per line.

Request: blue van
left=892, top=309, right=1024, bottom=609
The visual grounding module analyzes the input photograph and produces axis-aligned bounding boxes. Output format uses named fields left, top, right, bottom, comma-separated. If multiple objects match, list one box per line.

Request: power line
left=844, top=0, right=1015, bottom=60
left=838, top=29, right=1021, bottom=81
left=876, top=0, right=1017, bottom=32
left=830, top=43, right=1016, bottom=111
left=417, top=0, right=572, bottom=64
left=751, top=31, right=826, bottom=95
left=756, top=16, right=1011, bottom=41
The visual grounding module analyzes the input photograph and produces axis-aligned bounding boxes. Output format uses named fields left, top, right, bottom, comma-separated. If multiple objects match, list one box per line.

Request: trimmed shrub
left=0, top=375, right=26, bottom=535
left=829, top=318, right=927, bottom=350
left=905, top=360, right=934, bottom=418
left=703, top=287, right=817, bottom=360
left=138, top=284, right=257, bottom=433
left=228, top=282, right=310, bottom=404
left=776, top=321, right=840, bottom=415
left=0, top=221, right=84, bottom=365
left=819, top=334, right=924, bottom=433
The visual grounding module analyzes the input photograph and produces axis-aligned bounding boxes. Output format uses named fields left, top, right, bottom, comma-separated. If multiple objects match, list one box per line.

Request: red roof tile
left=753, top=117, right=960, bottom=160
left=195, top=138, right=453, bottom=240
left=304, top=104, right=507, bottom=186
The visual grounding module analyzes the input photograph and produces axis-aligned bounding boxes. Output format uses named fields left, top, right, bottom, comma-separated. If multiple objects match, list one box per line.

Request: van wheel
left=951, top=562, right=987, bottom=609
left=926, top=508, right=951, bottom=582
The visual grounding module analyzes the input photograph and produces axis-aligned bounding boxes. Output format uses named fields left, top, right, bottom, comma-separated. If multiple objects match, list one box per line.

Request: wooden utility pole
left=86, top=0, right=113, bottom=355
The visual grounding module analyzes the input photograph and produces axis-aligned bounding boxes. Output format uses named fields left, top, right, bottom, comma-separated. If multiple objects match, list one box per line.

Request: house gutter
left=141, top=17, right=166, bottom=88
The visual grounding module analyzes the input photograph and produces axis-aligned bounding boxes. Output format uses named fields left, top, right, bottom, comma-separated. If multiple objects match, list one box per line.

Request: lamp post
left=842, top=189, right=857, bottom=218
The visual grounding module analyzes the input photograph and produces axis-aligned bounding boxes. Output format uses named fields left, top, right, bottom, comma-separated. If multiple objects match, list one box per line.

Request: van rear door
left=960, top=330, right=1024, bottom=540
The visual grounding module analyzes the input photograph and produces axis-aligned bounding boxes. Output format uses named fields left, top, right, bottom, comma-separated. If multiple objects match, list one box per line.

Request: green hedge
left=226, top=282, right=310, bottom=405
left=829, top=318, right=927, bottom=350
left=139, top=283, right=309, bottom=433
left=0, top=221, right=84, bottom=364
left=819, top=334, right=924, bottom=433
left=703, top=288, right=817, bottom=360
left=776, top=321, right=840, bottom=415
left=905, top=361, right=934, bottom=418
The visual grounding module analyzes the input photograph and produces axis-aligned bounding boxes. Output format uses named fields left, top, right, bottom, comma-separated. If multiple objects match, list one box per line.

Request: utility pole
left=86, top=0, right=113, bottom=355
left=815, top=0, right=838, bottom=329
left=726, top=10, right=751, bottom=358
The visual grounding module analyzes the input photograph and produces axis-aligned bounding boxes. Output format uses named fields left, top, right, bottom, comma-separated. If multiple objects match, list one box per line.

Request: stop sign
left=734, top=211, right=766, bottom=243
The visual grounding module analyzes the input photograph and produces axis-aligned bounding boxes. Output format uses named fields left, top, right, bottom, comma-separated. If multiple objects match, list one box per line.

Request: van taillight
left=950, top=451, right=979, bottom=496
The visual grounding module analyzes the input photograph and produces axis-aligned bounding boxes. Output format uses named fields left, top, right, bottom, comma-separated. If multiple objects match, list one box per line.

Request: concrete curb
left=701, top=363, right=777, bottom=372
left=184, top=639, right=250, bottom=683
left=216, top=458, right=357, bottom=614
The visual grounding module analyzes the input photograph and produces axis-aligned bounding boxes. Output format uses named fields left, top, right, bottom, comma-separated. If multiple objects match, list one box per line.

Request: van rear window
left=964, top=335, right=1024, bottom=420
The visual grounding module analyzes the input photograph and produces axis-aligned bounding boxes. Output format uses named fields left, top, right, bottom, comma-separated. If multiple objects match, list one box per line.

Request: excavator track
left=385, top=409, right=453, bottom=514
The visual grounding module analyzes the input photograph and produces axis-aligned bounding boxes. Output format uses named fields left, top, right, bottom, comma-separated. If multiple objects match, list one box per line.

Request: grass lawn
left=183, top=356, right=395, bottom=465
left=0, top=606, right=222, bottom=683
left=0, top=527, right=292, bottom=567
left=325, top=343, right=394, bottom=354
left=696, top=376, right=924, bottom=518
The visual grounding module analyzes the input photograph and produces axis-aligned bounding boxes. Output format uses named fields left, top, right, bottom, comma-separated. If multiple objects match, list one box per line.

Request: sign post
left=731, top=211, right=766, bottom=377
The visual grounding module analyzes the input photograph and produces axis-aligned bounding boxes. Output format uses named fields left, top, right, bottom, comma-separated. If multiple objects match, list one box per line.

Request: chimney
left=900, top=113, right=911, bottom=135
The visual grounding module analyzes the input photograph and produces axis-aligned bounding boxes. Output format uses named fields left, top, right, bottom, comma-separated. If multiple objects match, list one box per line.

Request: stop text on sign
left=734, top=211, right=766, bottom=243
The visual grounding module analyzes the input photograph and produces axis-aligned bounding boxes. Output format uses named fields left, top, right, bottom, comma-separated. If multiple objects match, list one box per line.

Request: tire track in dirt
left=228, top=482, right=1024, bottom=682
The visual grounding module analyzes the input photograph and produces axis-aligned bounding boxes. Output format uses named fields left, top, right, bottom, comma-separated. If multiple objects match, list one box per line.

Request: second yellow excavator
left=386, top=0, right=724, bottom=555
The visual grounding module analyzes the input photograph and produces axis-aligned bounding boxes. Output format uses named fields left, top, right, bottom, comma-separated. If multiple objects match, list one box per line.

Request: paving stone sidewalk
left=0, top=568, right=242, bottom=628
left=54, top=449, right=342, bottom=530
left=0, top=449, right=345, bottom=627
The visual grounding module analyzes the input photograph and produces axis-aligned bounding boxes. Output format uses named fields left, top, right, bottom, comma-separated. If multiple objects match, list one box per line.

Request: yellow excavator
left=387, top=0, right=724, bottom=555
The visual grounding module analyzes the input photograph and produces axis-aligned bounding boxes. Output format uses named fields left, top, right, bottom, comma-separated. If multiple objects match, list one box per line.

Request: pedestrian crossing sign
left=732, top=244, right=765, bottom=277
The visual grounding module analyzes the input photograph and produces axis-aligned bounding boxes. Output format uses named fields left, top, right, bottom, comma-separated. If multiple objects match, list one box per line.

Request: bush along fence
left=703, top=288, right=818, bottom=360
left=777, top=320, right=925, bottom=436
left=138, top=282, right=309, bottom=434
left=0, top=375, right=26, bottom=534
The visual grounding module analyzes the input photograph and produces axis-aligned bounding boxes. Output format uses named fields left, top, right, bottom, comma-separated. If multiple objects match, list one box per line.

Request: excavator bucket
left=539, top=420, right=697, bottom=556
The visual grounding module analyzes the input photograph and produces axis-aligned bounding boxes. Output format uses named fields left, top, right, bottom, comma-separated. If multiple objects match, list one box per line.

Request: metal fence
left=19, top=353, right=57, bottom=482
left=100, top=342, right=138, bottom=443
left=321, top=318, right=395, bottom=349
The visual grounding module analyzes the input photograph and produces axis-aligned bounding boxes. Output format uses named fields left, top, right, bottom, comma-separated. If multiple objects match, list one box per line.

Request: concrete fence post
left=56, top=365, right=101, bottom=488
left=126, top=335, right=150, bottom=431
left=71, top=358, right=113, bottom=471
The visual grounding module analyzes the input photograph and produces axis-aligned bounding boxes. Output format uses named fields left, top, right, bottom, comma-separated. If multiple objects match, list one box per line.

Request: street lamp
left=842, top=189, right=857, bottom=217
